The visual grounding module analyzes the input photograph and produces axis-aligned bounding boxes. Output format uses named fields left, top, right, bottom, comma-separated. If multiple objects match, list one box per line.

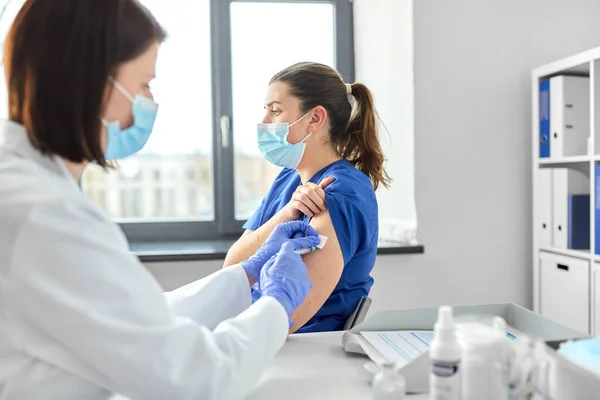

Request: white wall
left=411, top=0, right=600, bottom=311
left=146, top=260, right=223, bottom=291
left=353, top=0, right=417, bottom=243
left=146, top=0, right=600, bottom=316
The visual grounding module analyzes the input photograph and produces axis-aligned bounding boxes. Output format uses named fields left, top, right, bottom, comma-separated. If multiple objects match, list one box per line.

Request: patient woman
left=224, top=62, right=390, bottom=333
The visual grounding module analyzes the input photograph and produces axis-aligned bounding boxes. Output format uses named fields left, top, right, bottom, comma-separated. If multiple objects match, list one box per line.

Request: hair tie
left=345, top=83, right=356, bottom=110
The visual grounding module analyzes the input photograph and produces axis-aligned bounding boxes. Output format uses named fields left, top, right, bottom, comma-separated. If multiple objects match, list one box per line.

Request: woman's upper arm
left=241, top=229, right=253, bottom=238
left=288, top=209, right=344, bottom=332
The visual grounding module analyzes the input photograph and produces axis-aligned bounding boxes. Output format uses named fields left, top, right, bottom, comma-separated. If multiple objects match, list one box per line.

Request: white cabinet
left=533, top=51, right=600, bottom=334
left=540, top=252, right=589, bottom=334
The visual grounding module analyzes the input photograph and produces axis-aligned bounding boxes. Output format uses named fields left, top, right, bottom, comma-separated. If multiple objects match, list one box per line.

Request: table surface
left=245, top=331, right=428, bottom=400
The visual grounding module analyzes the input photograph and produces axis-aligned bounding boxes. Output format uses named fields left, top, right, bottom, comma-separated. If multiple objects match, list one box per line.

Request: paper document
left=360, top=328, right=519, bottom=367
left=360, top=331, right=434, bottom=367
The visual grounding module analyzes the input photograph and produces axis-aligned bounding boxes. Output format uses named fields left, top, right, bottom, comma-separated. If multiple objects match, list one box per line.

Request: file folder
left=567, top=194, right=590, bottom=249
left=540, top=79, right=550, bottom=158
left=594, top=165, right=600, bottom=254
left=538, top=168, right=552, bottom=247
left=553, top=168, right=589, bottom=249
left=550, top=76, right=590, bottom=158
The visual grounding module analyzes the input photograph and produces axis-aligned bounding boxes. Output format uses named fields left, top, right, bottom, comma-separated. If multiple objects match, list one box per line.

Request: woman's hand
left=283, top=176, right=335, bottom=220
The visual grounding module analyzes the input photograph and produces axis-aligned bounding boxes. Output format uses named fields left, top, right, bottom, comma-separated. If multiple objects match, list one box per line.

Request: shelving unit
left=532, top=47, right=600, bottom=336
left=538, top=155, right=591, bottom=165
left=538, top=246, right=590, bottom=261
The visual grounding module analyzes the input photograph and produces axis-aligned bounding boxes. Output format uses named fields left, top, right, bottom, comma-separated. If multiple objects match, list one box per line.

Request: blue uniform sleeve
left=321, top=171, right=378, bottom=265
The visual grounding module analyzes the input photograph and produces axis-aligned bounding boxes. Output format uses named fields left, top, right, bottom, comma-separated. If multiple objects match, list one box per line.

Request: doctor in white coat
left=0, top=0, right=319, bottom=399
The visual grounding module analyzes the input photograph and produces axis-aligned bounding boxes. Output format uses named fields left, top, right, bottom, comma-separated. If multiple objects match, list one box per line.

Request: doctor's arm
left=166, top=221, right=319, bottom=329
left=164, top=266, right=254, bottom=330
left=7, top=201, right=289, bottom=400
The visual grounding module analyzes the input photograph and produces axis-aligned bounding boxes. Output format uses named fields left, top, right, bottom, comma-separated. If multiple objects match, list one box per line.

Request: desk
left=246, top=331, right=428, bottom=400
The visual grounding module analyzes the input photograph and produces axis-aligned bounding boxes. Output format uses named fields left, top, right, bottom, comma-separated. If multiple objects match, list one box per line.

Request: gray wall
left=411, top=0, right=600, bottom=311
left=146, top=1, right=600, bottom=316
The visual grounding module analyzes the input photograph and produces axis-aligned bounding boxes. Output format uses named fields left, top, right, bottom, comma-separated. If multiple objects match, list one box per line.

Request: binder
left=550, top=76, right=590, bottom=158
left=567, top=194, right=590, bottom=249
left=594, top=165, right=600, bottom=254
left=540, top=79, right=550, bottom=158
left=553, top=168, right=589, bottom=249
left=538, top=168, right=553, bottom=247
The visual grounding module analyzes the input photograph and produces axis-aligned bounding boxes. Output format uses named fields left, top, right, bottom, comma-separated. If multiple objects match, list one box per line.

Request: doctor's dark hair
left=270, top=62, right=390, bottom=190
left=3, top=0, right=166, bottom=167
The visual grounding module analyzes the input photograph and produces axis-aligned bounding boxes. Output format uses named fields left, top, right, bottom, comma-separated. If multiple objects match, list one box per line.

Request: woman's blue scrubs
left=244, top=159, right=378, bottom=333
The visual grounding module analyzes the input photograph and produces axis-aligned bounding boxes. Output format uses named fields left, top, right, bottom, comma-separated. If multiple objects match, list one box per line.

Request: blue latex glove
left=241, top=221, right=319, bottom=281
left=260, top=242, right=312, bottom=327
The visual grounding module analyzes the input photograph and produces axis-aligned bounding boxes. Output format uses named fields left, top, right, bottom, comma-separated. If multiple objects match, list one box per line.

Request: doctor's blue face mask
left=257, top=112, right=312, bottom=169
left=102, top=78, right=158, bottom=160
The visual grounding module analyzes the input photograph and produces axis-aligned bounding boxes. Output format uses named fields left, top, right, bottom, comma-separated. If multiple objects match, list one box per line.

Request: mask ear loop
left=300, top=132, right=312, bottom=143
left=289, top=111, right=313, bottom=144
left=102, top=77, right=133, bottom=129
left=108, top=76, right=135, bottom=103
left=289, top=111, right=311, bottom=127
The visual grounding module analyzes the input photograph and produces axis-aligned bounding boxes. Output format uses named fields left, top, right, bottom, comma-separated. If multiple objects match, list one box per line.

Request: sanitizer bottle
left=429, top=306, right=461, bottom=400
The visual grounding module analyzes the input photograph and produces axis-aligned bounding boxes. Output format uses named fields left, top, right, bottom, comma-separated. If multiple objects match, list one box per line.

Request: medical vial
left=372, top=360, right=406, bottom=400
left=429, top=306, right=461, bottom=400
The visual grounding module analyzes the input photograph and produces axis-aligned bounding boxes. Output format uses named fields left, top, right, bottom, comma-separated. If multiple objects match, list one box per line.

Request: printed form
left=360, top=329, right=519, bottom=367
left=360, top=331, right=433, bottom=367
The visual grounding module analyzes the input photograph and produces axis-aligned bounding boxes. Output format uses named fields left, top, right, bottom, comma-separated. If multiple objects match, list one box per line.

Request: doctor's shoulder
left=0, top=161, right=113, bottom=230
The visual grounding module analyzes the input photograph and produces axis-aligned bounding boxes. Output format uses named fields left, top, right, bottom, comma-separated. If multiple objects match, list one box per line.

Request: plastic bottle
left=429, top=306, right=461, bottom=400
left=372, top=360, right=406, bottom=400
left=458, top=316, right=509, bottom=400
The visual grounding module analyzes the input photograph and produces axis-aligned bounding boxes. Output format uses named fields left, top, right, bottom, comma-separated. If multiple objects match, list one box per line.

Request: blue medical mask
left=257, top=113, right=312, bottom=169
left=559, top=338, right=600, bottom=376
left=103, top=79, right=158, bottom=160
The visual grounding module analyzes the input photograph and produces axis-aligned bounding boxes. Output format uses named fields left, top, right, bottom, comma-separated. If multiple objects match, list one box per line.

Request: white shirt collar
left=0, top=119, right=79, bottom=186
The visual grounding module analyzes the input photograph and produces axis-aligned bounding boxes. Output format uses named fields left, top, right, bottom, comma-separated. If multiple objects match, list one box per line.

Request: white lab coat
left=0, top=120, right=289, bottom=399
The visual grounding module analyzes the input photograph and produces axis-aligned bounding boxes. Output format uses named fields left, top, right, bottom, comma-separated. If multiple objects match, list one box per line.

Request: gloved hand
left=260, top=242, right=312, bottom=327
left=241, top=221, right=319, bottom=281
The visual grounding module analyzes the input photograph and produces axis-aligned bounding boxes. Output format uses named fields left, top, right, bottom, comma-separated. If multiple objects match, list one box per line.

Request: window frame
left=121, top=0, right=355, bottom=244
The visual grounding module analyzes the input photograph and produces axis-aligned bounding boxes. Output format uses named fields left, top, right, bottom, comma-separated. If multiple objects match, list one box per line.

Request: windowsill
left=133, top=239, right=424, bottom=263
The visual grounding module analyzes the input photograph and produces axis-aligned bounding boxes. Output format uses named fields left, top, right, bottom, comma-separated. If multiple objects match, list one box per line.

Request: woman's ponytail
left=341, top=83, right=390, bottom=190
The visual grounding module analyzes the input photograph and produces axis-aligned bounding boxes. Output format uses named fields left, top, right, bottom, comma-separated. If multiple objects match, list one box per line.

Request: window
left=0, top=0, right=354, bottom=243
left=121, top=188, right=143, bottom=218
left=229, top=2, right=336, bottom=220
left=84, top=0, right=215, bottom=228
left=211, top=0, right=353, bottom=240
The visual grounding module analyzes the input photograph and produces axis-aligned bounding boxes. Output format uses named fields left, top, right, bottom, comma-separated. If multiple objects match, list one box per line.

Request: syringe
left=294, top=234, right=328, bottom=255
